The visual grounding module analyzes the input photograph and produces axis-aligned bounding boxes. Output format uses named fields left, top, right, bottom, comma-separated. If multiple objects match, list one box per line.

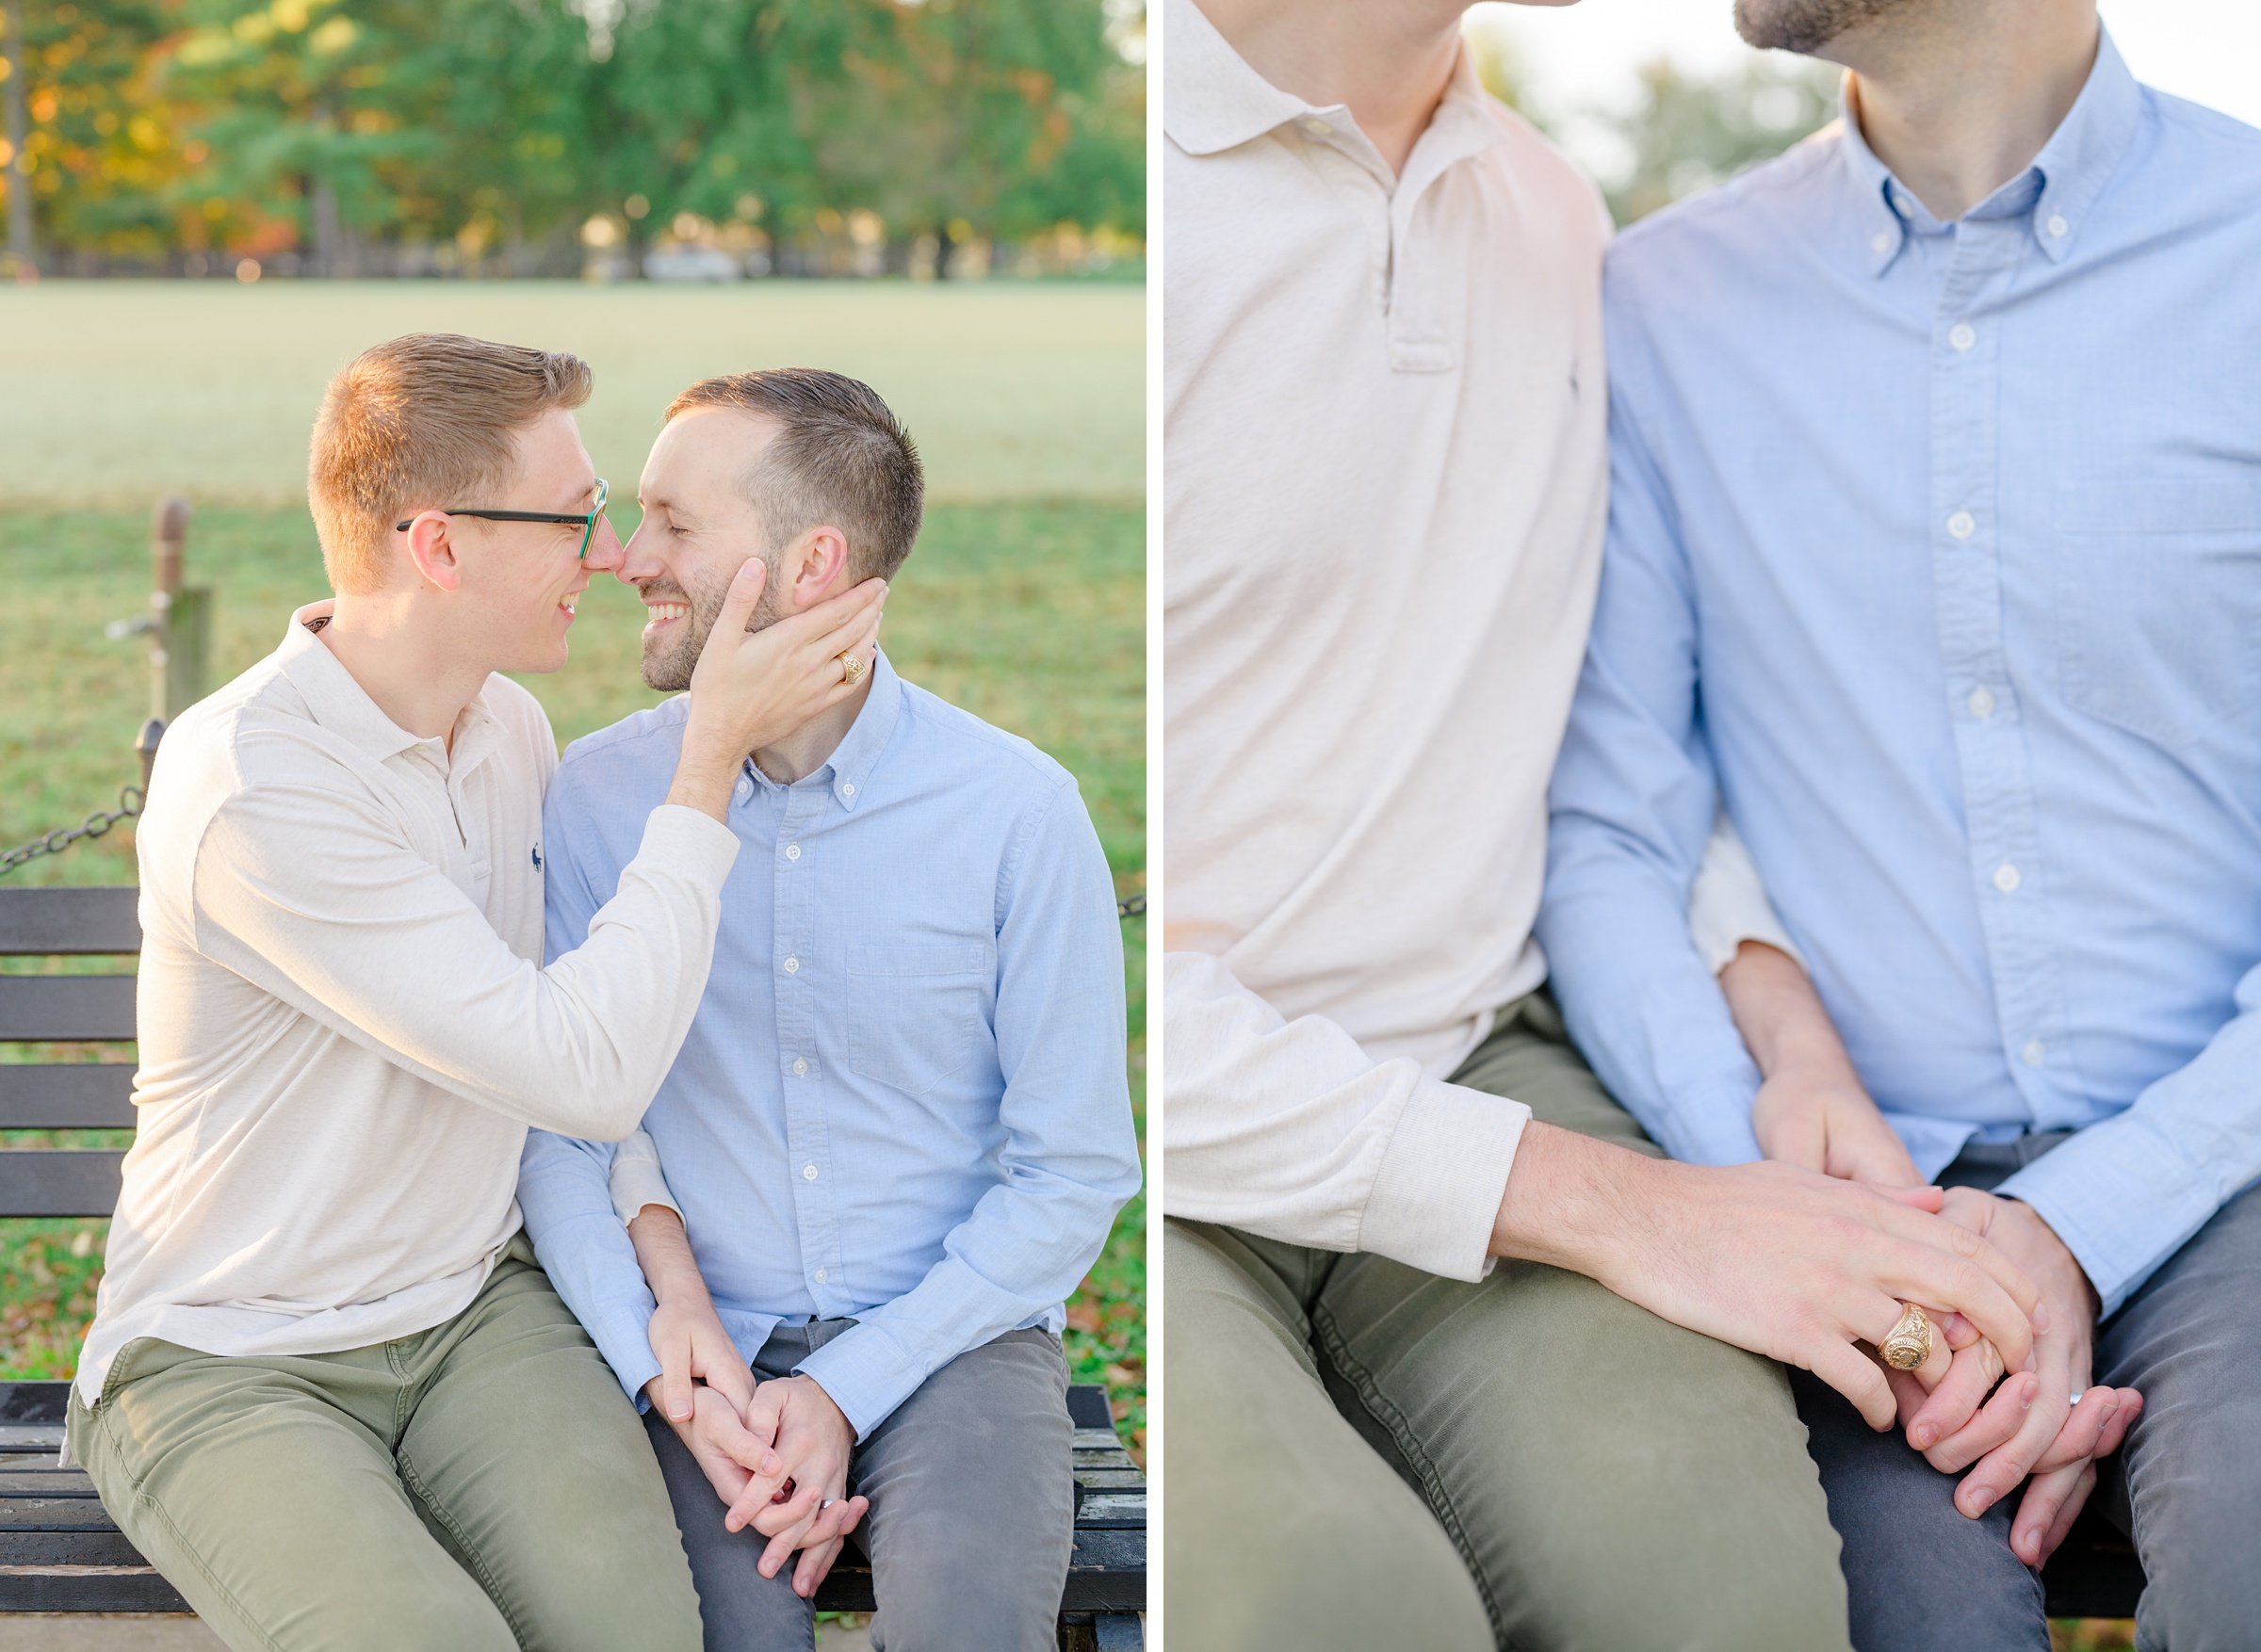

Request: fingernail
left=2032, top=1301, right=2051, bottom=1333
left=2021, top=1378, right=2036, bottom=1411
left=1912, top=1424, right=1936, bottom=1449
left=1966, top=1489, right=1995, bottom=1515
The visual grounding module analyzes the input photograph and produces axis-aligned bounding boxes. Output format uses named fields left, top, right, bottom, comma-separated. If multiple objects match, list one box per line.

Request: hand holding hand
left=1491, top=1125, right=2043, bottom=1432
left=1904, top=1189, right=2140, bottom=1565
left=723, top=1374, right=869, bottom=1597
left=645, top=1294, right=756, bottom=1426
left=1751, top=1065, right=1925, bottom=1189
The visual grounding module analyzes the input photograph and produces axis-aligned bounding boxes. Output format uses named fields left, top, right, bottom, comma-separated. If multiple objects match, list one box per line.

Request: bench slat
left=0, top=1564, right=191, bottom=1613
left=0, top=977, right=138, bottom=1043
left=0, top=889, right=141, bottom=957
left=0, top=1151, right=125, bottom=1217
left=0, top=1065, right=137, bottom=1129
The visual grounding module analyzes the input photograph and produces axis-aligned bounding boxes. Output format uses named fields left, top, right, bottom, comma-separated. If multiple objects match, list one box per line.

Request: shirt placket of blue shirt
left=1927, top=208, right=2072, bottom=1131
left=769, top=771, right=846, bottom=1318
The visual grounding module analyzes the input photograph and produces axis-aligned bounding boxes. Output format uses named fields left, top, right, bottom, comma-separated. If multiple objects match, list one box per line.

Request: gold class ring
left=1879, top=1302, right=1935, bottom=1370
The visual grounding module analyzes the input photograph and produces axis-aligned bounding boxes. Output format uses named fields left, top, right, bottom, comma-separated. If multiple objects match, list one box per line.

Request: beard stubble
left=640, top=561, right=788, bottom=691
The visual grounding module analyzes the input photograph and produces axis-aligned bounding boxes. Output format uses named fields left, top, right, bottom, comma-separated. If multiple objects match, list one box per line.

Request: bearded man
left=517, top=368, right=1141, bottom=1652
left=1540, top=1, right=2261, bottom=1646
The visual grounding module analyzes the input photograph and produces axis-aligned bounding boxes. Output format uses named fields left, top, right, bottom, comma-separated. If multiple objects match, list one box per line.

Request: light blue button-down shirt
left=1538, top=33, right=2261, bottom=1316
left=517, top=653, right=1141, bottom=1435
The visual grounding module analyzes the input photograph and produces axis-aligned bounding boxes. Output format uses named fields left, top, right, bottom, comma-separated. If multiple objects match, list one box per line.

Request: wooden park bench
left=0, top=885, right=1147, bottom=1650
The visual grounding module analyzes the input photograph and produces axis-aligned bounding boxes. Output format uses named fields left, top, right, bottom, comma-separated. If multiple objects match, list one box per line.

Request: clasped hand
left=1881, top=1188, right=2140, bottom=1567
left=1756, top=1067, right=2139, bottom=1566
left=646, top=1299, right=870, bottom=1597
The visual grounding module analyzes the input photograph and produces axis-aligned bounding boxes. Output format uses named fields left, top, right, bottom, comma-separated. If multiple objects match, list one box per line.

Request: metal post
left=2, top=0, right=34, bottom=280
left=148, top=497, right=210, bottom=722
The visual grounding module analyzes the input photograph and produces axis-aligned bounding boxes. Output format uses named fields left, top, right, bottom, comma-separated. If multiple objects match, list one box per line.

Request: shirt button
left=792, top=1058, right=808, bottom=1077
left=1993, top=863, right=2022, bottom=894
left=2047, top=214, right=2070, bottom=238
left=1947, top=510, right=1976, bottom=540
left=785, top=844, right=801, bottom=861
left=1302, top=117, right=1330, bottom=137
left=736, top=779, right=751, bottom=799
left=1948, top=323, right=1976, bottom=351
left=2022, top=1039, right=2046, bottom=1066
left=783, top=956, right=799, bottom=974
left=803, top=1163, right=820, bottom=1182
left=1968, top=686, right=1995, bottom=719
left=841, top=783, right=855, bottom=798
left=1871, top=231, right=1893, bottom=254
left=813, top=1267, right=828, bottom=1284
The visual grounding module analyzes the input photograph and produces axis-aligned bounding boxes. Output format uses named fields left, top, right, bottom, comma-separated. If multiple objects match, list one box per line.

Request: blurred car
left=642, top=245, right=744, bottom=283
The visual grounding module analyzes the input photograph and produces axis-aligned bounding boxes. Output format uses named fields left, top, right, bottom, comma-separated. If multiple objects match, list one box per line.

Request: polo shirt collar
left=744, top=647, right=903, bottom=812
left=273, top=600, right=502, bottom=771
left=1162, top=0, right=1308, bottom=157
left=1840, top=24, right=2140, bottom=275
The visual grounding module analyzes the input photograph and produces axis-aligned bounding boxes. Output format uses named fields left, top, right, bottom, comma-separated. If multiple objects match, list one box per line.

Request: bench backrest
left=0, top=886, right=140, bottom=1218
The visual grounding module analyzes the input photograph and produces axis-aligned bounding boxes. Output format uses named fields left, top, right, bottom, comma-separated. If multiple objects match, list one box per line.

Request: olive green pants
left=67, top=1236, right=703, bottom=1652
left=1165, top=992, right=1851, bottom=1651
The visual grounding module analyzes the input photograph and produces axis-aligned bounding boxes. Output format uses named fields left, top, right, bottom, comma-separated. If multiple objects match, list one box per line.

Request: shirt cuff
left=1357, top=1077, right=1529, bottom=1282
left=586, top=1305, right=665, bottom=1408
left=1995, top=1113, right=2223, bottom=1317
left=792, top=1322, right=924, bottom=1442
left=609, top=1138, right=682, bottom=1231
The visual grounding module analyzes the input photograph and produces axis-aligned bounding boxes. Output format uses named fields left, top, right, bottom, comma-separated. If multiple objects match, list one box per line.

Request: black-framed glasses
left=395, top=478, right=610, bottom=559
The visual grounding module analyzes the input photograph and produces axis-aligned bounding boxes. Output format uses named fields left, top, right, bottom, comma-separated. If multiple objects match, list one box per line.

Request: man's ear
left=400, top=510, right=464, bottom=593
left=783, top=526, right=851, bottom=608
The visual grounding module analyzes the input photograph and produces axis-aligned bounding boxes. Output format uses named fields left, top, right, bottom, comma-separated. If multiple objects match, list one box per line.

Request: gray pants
left=1797, top=1134, right=2261, bottom=1652
left=1164, top=993, right=1851, bottom=1651
left=647, top=1321, right=1074, bottom=1652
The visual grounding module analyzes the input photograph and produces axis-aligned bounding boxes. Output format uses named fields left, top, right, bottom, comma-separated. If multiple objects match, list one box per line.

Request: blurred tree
left=1602, top=56, right=1840, bottom=223
left=1, top=0, right=1147, bottom=269
left=0, top=0, right=188, bottom=264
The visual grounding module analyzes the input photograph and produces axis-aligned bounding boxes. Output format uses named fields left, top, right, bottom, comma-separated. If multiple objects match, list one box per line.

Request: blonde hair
left=665, top=368, right=923, bottom=583
left=308, top=333, right=593, bottom=593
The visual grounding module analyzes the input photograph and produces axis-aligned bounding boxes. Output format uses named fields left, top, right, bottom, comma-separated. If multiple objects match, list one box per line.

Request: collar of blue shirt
left=1840, top=24, right=2143, bottom=275
left=743, top=647, right=903, bottom=811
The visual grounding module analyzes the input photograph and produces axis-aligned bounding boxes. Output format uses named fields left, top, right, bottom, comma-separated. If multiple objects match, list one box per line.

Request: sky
left=1469, top=1, right=2261, bottom=128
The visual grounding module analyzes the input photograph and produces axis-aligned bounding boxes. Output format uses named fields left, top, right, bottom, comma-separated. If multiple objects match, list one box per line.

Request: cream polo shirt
left=77, top=604, right=739, bottom=1404
left=1163, top=2, right=1791, bottom=1281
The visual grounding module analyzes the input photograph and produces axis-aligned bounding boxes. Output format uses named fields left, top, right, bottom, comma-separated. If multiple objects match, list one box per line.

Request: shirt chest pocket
left=844, top=943, right=993, bottom=1098
left=2055, top=478, right=2261, bottom=751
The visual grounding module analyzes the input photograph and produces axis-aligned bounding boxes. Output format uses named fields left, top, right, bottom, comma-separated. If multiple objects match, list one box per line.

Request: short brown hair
left=665, top=369, right=924, bottom=582
left=308, top=333, right=593, bottom=593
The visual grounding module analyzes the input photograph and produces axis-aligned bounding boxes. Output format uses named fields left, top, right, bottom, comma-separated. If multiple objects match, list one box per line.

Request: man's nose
left=583, top=513, right=627, bottom=574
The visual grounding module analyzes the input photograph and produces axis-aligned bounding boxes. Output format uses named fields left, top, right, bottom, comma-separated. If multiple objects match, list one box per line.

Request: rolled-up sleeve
left=1162, top=950, right=1528, bottom=1283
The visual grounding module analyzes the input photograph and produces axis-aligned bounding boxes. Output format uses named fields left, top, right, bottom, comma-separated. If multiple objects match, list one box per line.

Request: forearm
left=664, top=713, right=744, bottom=821
left=1718, top=940, right=1859, bottom=1083
left=627, top=1205, right=715, bottom=1309
left=1487, top=1119, right=1655, bottom=1281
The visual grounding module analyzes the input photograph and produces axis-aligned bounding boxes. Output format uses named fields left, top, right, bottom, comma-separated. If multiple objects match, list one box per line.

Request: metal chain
left=0, top=784, right=146, bottom=878
left=0, top=783, right=1144, bottom=911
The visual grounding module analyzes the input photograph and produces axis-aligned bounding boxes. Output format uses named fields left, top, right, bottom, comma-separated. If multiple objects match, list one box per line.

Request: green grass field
left=0, top=283, right=1146, bottom=1458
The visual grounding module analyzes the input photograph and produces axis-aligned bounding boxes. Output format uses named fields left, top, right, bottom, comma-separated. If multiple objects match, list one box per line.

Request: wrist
left=1489, top=1122, right=1652, bottom=1285
left=667, top=722, right=743, bottom=819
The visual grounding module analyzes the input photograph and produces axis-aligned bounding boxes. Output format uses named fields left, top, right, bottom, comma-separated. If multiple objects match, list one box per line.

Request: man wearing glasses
left=67, top=333, right=885, bottom=1652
